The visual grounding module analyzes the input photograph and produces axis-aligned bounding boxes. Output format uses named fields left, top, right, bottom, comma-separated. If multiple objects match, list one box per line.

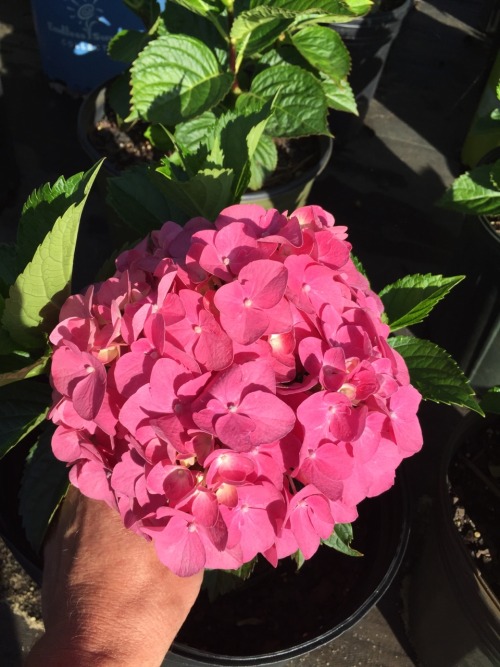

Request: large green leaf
left=19, top=423, right=69, bottom=553
left=169, top=0, right=224, bottom=17
left=237, top=64, right=329, bottom=137
left=439, top=163, right=500, bottom=217
left=130, top=34, right=233, bottom=126
left=379, top=274, right=465, bottom=332
left=291, top=25, right=351, bottom=82
left=388, top=336, right=482, bottom=414
left=2, top=163, right=101, bottom=350
left=16, top=171, right=89, bottom=275
left=0, top=380, right=52, bottom=459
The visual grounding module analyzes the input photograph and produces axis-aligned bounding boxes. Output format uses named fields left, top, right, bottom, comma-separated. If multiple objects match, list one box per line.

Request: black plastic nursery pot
left=429, top=213, right=500, bottom=392
left=408, top=413, right=500, bottom=667
left=330, top=0, right=412, bottom=137
left=77, top=85, right=333, bottom=217
left=162, top=473, right=410, bottom=667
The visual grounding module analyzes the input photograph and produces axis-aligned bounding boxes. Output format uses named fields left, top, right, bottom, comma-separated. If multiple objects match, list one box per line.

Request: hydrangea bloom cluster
left=48, top=204, right=423, bottom=576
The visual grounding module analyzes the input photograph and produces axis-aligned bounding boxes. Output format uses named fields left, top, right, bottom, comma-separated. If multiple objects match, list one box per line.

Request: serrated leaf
left=480, top=387, right=500, bottom=415
left=107, top=165, right=185, bottom=242
left=388, top=336, right=483, bottom=414
left=231, top=7, right=295, bottom=68
left=379, top=273, right=465, bottom=332
left=156, top=166, right=235, bottom=220
left=175, top=112, right=218, bottom=153
left=322, top=522, right=363, bottom=556
left=322, top=77, right=358, bottom=114
left=130, top=34, right=233, bottom=126
left=248, top=133, right=278, bottom=190
left=19, top=423, right=69, bottom=553
left=237, top=64, right=329, bottom=137
left=0, top=351, right=50, bottom=387
left=439, top=163, right=500, bottom=217
left=210, top=99, right=275, bottom=199
left=0, top=380, right=52, bottom=459
left=2, top=163, right=101, bottom=350
left=250, top=0, right=371, bottom=23
left=16, top=171, right=87, bottom=274
left=108, top=28, right=151, bottom=63
left=292, top=25, right=351, bottom=82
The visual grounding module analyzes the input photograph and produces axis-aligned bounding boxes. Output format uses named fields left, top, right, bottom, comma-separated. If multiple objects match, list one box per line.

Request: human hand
left=25, top=486, right=203, bottom=667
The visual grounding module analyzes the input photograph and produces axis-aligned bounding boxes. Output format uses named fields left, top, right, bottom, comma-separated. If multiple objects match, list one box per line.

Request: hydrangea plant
left=0, top=162, right=481, bottom=574
left=103, top=0, right=371, bottom=192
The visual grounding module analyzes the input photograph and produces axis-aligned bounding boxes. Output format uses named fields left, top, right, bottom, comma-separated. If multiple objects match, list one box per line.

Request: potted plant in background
left=78, top=0, right=371, bottom=228
left=429, top=78, right=500, bottom=392
left=408, top=388, right=500, bottom=667
left=0, top=141, right=481, bottom=664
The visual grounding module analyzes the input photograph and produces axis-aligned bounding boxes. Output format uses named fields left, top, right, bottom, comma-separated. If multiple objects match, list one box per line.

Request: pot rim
left=169, top=472, right=410, bottom=666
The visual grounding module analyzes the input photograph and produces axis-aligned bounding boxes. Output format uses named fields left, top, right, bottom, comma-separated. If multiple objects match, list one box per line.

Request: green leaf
left=248, top=133, right=278, bottom=191
left=2, top=163, right=101, bottom=350
left=379, top=274, right=465, bottom=332
left=480, top=387, right=500, bottom=415
left=439, top=163, right=500, bottom=217
left=0, top=350, right=50, bottom=387
left=107, top=165, right=185, bottom=242
left=0, top=380, right=52, bottom=460
left=174, top=112, right=218, bottom=153
left=107, top=73, right=135, bottom=122
left=231, top=7, right=295, bottom=68
left=322, top=77, right=358, bottom=115
left=237, top=64, right=329, bottom=137
left=388, top=336, right=483, bottom=414
left=130, top=34, right=233, bottom=126
left=322, top=522, right=363, bottom=556
left=210, top=99, right=275, bottom=200
left=108, top=28, right=151, bottom=63
left=169, top=0, right=223, bottom=17
left=291, top=549, right=306, bottom=569
left=249, top=0, right=371, bottom=22
left=156, top=165, right=235, bottom=220
left=16, top=171, right=88, bottom=275
left=19, top=423, right=69, bottom=553
left=291, top=25, right=351, bottom=82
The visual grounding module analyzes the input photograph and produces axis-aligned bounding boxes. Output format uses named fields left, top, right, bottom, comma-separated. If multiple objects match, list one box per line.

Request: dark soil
left=448, top=416, right=500, bottom=599
left=88, top=107, right=321, bottom=190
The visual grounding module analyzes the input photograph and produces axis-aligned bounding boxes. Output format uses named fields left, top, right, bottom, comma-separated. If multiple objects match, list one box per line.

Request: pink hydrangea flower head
left=48, top=203, right=423, bottom=577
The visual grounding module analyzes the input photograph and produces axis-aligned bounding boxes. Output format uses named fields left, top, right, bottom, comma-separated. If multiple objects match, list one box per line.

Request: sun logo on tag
left=65, top=0, right=106, bottom=39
